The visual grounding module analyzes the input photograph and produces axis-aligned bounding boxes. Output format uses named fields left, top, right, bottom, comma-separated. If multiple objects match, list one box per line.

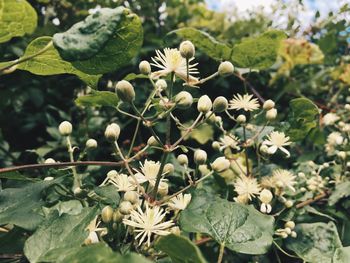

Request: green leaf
left=182, top=123, right=214, bottom=144
left=93, top=185, right=120, bottom=205
left=286, top=222, right=342, bottom=263
left=231, top=30, right=286, bottom=69
left=53, top=7, right=143, bottom=74
left=328, top=181, right=350, bottom=206
left=55, top=243, right=152, bottom=263
left=17, top=36, right=101, bottom=88
left=155, top=234, right=207, bottom=263
left=124, top=73, right=149, bottom=81
left=0, top=179, right=61, bottom=230
left=0, top=0, right=37, bottom=43
left=24, top=206, right=99, bottom=263
left=286, top=98, right=319, bottom=141
left=333, top=247, right=350, bottom=263
left=170, top=27, right=231, bottom=61
left=179, top=190, right=274, bottom=254
left=75, top=90, right=119, bottom=108
left=0, top=171, right=36, bottom=181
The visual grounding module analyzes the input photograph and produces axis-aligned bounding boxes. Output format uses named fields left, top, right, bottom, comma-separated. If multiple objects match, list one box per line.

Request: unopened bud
left=124, top=191, right=139, bottom=204
left=164, top=163, right=175, bottom=175
left=175, top=91, right=193, bottom=109
left=147, top=136, right=159, bottom=146
left=104, top=123, right=120, bottom=141
left=44, top=158, right=56, bottom=164
left=337, top=151, right=346, bottom=160
left=158, top=182, right=169, bottom=196
left=86, top=138, right=97, bottom=148
left=107, top=170, right=118, bottom=179
left=236, top=114, right=246, bottom=124
left=213, top=96, right=228, bottom=113
left=139, top=60, right=151, bottom=75
left=266, top=108, right=277, bottom=120
left=263, top=100, right=275, bottom=110
left=58, top=121, right=72, bottom=136
left=211, top=157, right=230, bottom=172
left=197, top=95, right=212, bottom=113
left=101, top=206, right=114, bottom=223
left=259, top=189, right=273, bottom=204
left=115, top=80, right=135, bottom=103
left=291, top=231, right=297, bottom=238
left=155, top=79, right=167, bottom=90
left=212, top=141, right=221, bottom=151
left=260, top=144, right=269, bottom=153
left=113, top=210, right=124, bottom=223
left=119, top=201, right=133, bottom=215
left=177, top=154, right=188, bottom=166
left=179, top=40, right=195, bottom=59
left=194, top=149, right=207, bottom=164
left=218, top=61, right=234, bottom=76
left=284, top=200, right=293, bottom=208
left=285, top=221, right=295, bottom=229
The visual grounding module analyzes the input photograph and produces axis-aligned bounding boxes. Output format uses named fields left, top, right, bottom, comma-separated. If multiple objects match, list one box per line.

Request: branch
left=296, top=192, right=328, bottom=209
left=233, top=72, right=265, bottom=103
left=0, top=161, right=124, bottom=174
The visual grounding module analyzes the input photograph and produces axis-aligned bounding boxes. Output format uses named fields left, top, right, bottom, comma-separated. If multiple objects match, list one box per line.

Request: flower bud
left=164, top=163, right=175, bottom=175
left=177, top=154, right=188, bottom=166
left=197, top=95, right=212, bottom=113
left=213, top=96, right=228, bottom=113
left=113, top=210, right=124, bottom=223
left=285, top=221, right=295, bottom=229
left=194, top=149, right=207, bottom=165
left=211, top=157, right=230, bottom=172
left=263, top=99, right=275, bottom=110
left=260, top=144, right=269, bottom=154
left=44, top=176, right=54, bottom=181
left=155, top=79, right=167, bottom=90
left=104, top=123, right=120, bottom=141
left=170, top=226, right=181, bottom=235
left=158, top=182, right=169, bottom=196
left=124, top=191, right=139, bottom=204
left=119, top=201, right=134, bottom=215
left=259, top=189, right=273, bottom=204
left=218, top=61, right=234, bottom=76
left=179, top=40, right=195, bottom=59
left=175, top=91, right=193, bottom=109
left=284, top=200, right=293, bottom=208
left=147, top=136, right=159, bottom=146
left=212, top=141, right=221, bottom=151
left=107, top=170, right=118, bottom=179
left=44, top=158, right=56, bottom=164
left=58, top=121, right=72, bottom=136
left=266, top=108, right=277, bottom=120
left=291, top=231, right=297, bottom=238
left=86, top=138, right=97, bottom=149
left=337, top=151, right=346, bottom=160
left=115, top=80, right=135, bottom=103
left=236, top=114, right=246, bottom=124
left=101, top=206, right=114, bottom=223
left=139, top=60, right=151, bottom=75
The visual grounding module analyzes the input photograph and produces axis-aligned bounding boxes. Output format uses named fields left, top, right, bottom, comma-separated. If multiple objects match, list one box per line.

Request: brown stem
left=0, top=161, right=124, bottom=174
left=296, top=192, right=328, bottom=209
left=234, top=72, right=265, bottom=103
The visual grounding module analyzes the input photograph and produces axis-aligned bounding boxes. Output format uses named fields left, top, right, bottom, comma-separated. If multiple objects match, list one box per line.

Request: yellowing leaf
left=181, top=123, right=214, bottom=144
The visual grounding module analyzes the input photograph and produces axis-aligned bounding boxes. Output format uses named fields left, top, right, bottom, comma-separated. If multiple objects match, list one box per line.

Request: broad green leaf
left=286, top=98, right=319, bottom=141
left=286, top=222, right=342, bottom=263
left=0, top=0, right=37, bottom=43
left=170, top=27, right=231, bottom=61
left=0, top=179, right=61, bottom=230
left=231, top=30, right=286, bottom=69
left=124, top=73, right=149, bottom=81
left=17, top=37, right=101, bottom=88
left=333, top=247, right=350, bottom=263
left=182, top=123, right=214, bottom=144
left=55, top=243, right=152, bottom=263
left=53, top=7, right=143, bottom=74
left=0, top=171, right=36, bottom=181
left=179, top=190, right=274, bottom=254
left=155, top=234, right=207, bottom=263
left=93, top=185, right=120, bottom=205
left=328, top=181, right=350, bottom=206
left=42, top=200, right=83, bottom=217
left=75, top=90, right=119, bottom=108
left=24, top=206, right=99, bottom=263
left=0, top=227, right=26, bottom=254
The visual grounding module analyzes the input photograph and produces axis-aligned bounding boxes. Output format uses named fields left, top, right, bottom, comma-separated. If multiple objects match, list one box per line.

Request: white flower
left=323, top=113, right=339, bottom=126
left=229, top=93, right=260, bottom=112
left=85, top=217, right=107, bottom=244
left=167, top=193, right=192, bottom=211
left=134, top=160, right=166, bottom=186
left=272, top=169, right=296, bottom=192
left=327, top=132, right=344, bottom=146
left=218, top=135, right=240, bottom=151
left=150, top=48, right=199, bottom=85
left=262, top=131, right=291, bottom=157
left=123, top=203, right=174, bottom=246
left=233, top=176, right=261, bottom=204
left=109, top=173, right=136, bottom=192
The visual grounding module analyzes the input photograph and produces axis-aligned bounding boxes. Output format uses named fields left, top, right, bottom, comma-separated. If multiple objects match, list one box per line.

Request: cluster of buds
left=275, top=221, right=297, bottom=239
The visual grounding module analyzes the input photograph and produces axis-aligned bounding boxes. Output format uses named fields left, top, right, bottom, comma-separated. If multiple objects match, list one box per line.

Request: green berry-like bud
left=285, top=221, right=295, bottom=229
left=177, top=154, right=188, bottom=166
left=236, top=114, right=246, bottom=124
left=218, top=61, right=234, bottom=76
left=44, top=158, right=56, bottom=164
left=212, top=141, right=221, bottom=151
left=101, top=205, right=114, bottom=223
left=139, top=60, right=151, bottom=75
left=113, top=210, right=124, bottom=223
left=104, top=123, right=120, bottom=141
left=155, top=79, right=167, bottom=90
left=266, top=108, right=277, bottom=120
left=147, top=136, right=159, bottom=146
left=158, top=182, right=169, bottom=196
left=175, top=91, right=193, bottom=109
left=119, top=201, right=133, bottom=215
left=164, top=163, right=175, bottom=175
left=211, top=157, right=230, bottom=172
left=124, top=191, right=139, bottom=204
left=179, top=40, right=195, bottom=59
left=194, top=149, right=207, bottom=164
left=263, top=99, right=275, bottom=110
left=213, top=96, right=228, bottom=113
left=284, top=200, right=293, bottom=208
left=58, top=121, right=72, bottom=136
left=197, top=95, right=212, bottom=113
left=86, top=138, right=98, bottom=148
left=115, top=80, right=135, bottom=103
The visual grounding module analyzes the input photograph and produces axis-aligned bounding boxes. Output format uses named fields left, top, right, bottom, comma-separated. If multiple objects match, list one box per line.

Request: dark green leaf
left=75, top=90, right=119, bottom=108
left=24, top=206, right=99, bottom=263
left=93, top=185, right=120, bottom=205
left=155, top=234, right=207, bottom=263
left=0, top=0, right=37, bottom=43
left=124, top=73, right=149, bottom=81
left=286, top=98, right=319, bottom=141
left=328, top=181, right=350, bottom=206
left=0, top=171, right=36, bottom=181
left=179, top=189, right=274, bottom=254
left=286, top=222, right=342, bottom=263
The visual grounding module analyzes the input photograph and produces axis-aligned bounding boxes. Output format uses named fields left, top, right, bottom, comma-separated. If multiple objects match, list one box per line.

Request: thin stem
left=197, top=72, right=219, bottom=85
left=217, top=242, right=225, bottom=263
left=166, top=73, right=175, bottom=145
left=66, top=136, right=80, bottom=189
left=233, top=72, right=265, bottom=103
left=127, top=120, right=141, bottom=157
left=296, top=192, right=328, bottom=208
left=0, top=41, right=53, bottom=73
left=151, top=152, right=169, bottom=200
left=273, top=240, right=299, bottom=258
left=186, top=58, right=189, bottom=83
left=242, top=126, right=250, bottom=176
left=171, top=113, right=203, bottom=148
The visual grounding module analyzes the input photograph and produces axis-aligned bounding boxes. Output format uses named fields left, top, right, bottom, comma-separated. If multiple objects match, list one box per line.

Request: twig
left=233, top=72, right=265, bottom=103
left=296, top=192, right=328, bottom=209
